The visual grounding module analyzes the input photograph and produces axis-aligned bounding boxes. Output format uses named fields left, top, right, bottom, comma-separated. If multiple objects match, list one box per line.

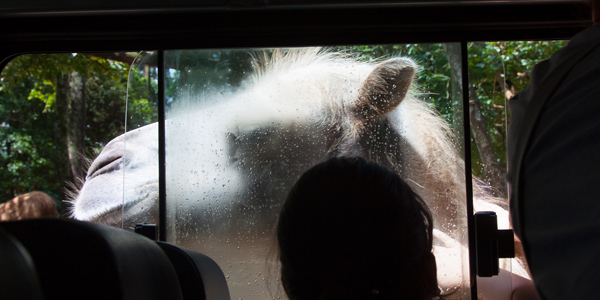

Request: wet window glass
left=163, top=45, right=471, bottom=299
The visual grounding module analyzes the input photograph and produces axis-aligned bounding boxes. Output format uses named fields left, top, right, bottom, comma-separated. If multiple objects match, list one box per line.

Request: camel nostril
left=87, top=153, right=123, bottom=180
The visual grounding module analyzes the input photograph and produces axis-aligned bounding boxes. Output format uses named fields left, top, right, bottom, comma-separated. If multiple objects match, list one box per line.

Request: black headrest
left=0, top=219, right=183, bottom=300
left=157, top=242, right=230, bottom=300
left=0, top=227, right=45, bottom=300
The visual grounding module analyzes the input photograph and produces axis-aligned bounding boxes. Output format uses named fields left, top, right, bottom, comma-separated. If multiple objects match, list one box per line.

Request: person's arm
left=510, top=272, right=540, bottom=300
left=478, top=269, right=540, bottom=300
left=433, top=229, right=540, bottom=300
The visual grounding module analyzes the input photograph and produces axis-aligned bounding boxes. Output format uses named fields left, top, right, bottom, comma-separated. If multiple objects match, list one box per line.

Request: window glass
left=164, top=45, right=471, bottom=299
left=120, top=51, right=160, bottom=229
left=0, top=52, right=158, bottom=228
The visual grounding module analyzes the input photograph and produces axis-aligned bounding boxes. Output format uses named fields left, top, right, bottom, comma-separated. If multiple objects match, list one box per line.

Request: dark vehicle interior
left=0, top=1, right=593, bottom=300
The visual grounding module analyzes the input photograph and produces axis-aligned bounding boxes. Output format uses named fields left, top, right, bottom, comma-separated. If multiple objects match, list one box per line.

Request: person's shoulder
left=568, top=23, right=600, bottom=47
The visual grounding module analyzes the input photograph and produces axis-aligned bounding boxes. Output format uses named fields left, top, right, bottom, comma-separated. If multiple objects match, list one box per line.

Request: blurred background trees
left=0, top=52, right=158, bottom=211
left=0, top=41, right=564, bottom=211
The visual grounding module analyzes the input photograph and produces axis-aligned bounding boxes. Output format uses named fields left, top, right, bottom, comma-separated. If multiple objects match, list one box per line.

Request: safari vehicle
left=0, top=1, right=592, bottom=300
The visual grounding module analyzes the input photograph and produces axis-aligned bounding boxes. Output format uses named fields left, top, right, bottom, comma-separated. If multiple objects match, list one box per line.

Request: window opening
left=0, top=52, right=158, bottom=227
left=0, top=41, right=567, bottom=299
left=465, top=40, right=566, bottom=299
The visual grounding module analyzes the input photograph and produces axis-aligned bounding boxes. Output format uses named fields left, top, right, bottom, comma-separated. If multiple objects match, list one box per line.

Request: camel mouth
left=87, top=188, right=159, bottom=230
left=89, top=204, right=126, bottom=227
left=89, top=203, right=157, bottom=230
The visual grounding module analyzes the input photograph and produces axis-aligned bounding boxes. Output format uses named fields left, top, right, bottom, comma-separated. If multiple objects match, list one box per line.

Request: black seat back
left=157, top=242, right=230, bottom=300
left=0, top=219, right=183, bottom=300
left=0, top=227, right=45, bottom=300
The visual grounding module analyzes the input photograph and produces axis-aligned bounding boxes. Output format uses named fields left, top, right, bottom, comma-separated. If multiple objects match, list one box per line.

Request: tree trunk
left=54, top=73, right=74, bottom=203
left=67, top=71, right=87, bottom=183
left=468, top=83, right=507, bottom=197
left=443, top=44, right=507, bottom=198
left=442, top=44, right=465, bottom=152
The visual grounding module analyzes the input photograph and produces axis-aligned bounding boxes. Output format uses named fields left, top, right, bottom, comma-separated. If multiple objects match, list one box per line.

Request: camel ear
left=355, top=58, right=416, bottom=118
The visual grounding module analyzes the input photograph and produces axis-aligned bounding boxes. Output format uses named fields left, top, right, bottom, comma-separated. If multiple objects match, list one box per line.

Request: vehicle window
left=467, top=41, right=565, bottom=298
left=0, top=41, right=566, bottom=299
left=0, top=52, right=158, bottom=226
left=163, top=45, right=471, bottom=299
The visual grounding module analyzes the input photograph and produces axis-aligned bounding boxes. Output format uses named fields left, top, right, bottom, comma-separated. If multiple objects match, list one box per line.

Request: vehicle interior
left=0, top=1, right=593, bottom=300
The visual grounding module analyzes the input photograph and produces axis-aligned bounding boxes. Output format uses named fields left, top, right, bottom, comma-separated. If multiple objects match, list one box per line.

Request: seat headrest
left=0, top=227, right=45, bottom=300
left=157, top=242, right=230, bottom=300
left=0, top=219, right=183, bottom=300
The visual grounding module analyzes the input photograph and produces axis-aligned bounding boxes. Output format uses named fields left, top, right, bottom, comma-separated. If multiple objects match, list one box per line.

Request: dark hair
left=277, top=157, right=437, bottom=300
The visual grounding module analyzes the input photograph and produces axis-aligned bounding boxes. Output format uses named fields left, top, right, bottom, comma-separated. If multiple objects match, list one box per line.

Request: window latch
left=474, top=211, right=515, bottom=277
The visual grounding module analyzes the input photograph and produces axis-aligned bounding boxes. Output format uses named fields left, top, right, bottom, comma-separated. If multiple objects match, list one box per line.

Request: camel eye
left=227, top=132, right=240, bottom=163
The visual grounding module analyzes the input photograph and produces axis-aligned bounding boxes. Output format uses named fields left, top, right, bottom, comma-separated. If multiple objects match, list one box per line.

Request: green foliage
left=0, top=74, right=61, bottom=201
left=0, top=52, right=158, bottom=204
left=339, top=44, right=458, bottom=126
left=467, top=41, right=565, bottom=175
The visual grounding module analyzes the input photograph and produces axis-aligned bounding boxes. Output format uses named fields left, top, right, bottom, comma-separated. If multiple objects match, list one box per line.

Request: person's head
left=277, top=157, right=438, bottom=300
left=0, top=191, right=58, bottom=221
